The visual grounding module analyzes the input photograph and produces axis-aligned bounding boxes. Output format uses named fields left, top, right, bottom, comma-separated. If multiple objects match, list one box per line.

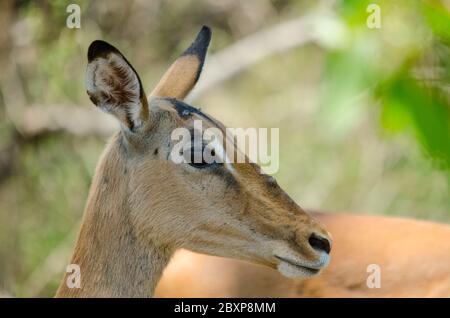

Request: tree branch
left=6, top=11, right=333, bottom=138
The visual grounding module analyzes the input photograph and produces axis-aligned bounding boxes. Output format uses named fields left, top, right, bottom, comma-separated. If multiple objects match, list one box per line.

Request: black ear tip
left=199, top=25, right=212, bottom=40
left=87, top=40, right=120, bottom=62
left=182, top=25, right=212, bottom=58
left=197, top=25, right=212, bottom=48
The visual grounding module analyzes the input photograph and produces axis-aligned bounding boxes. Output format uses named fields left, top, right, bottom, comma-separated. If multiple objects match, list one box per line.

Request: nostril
left=308, top=233, right=331, bottom=254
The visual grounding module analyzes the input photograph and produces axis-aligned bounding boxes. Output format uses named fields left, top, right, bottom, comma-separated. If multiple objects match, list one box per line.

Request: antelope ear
left=85, top=40, right=149, bottom=131
left=150, top=26, right=211, bottom=100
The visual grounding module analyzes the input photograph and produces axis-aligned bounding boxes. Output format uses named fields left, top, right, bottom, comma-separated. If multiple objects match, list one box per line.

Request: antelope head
left=67, top=26, right=332, bottom=297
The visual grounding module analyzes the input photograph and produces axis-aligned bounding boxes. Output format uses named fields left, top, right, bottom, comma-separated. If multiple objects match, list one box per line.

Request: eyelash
left=186, top=147, right=219, bottom=169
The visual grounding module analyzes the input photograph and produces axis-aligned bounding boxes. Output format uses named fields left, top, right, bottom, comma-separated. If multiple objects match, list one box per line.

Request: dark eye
left=189, top=161, right=210, bottom=169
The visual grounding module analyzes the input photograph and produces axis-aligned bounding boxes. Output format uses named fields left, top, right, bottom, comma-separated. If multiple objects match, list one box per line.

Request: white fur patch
left=270, top=241, right=330, bottom=278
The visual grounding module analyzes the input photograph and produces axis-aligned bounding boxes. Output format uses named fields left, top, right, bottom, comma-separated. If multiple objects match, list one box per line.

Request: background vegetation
left=0, top=0, right=448, bottom=297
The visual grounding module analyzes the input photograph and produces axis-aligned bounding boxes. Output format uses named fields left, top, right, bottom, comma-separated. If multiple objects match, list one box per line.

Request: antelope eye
left=186, top=146, right=217, bottom=169
left=189, top=160, right=210, bottom=169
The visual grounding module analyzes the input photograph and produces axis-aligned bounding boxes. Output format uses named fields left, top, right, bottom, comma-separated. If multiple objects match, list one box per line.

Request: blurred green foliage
left=322, top=0, right=450, bottom=170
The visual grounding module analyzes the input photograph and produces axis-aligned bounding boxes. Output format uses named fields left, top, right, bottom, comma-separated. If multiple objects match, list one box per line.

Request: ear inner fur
left=86, top=40, right=149, bottom=130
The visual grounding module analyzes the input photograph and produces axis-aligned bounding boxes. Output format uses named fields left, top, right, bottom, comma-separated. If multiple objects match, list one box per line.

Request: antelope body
left=56, top=27, right=332, bottom=297
left=156, top=212, right=450, bottom=297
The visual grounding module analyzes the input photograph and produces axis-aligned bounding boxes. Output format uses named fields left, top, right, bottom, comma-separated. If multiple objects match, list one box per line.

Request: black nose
left=308, top=233, right=331, bottom=254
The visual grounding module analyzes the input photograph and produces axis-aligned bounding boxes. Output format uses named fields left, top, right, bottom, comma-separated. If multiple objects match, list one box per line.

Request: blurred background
left=0, top=0, right=448, bottom=297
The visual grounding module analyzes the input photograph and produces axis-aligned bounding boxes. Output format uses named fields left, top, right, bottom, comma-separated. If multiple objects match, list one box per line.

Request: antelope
left=156, top=212, right=450, bottom=297
left=56, top=26, right=333, bottom=297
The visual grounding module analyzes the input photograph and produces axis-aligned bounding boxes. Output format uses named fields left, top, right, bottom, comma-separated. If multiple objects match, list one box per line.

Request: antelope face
left=85, top=27, right=331, bottom=278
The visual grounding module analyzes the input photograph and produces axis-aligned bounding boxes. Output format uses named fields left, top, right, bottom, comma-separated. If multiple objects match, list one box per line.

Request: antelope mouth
left=274, top=255, right=323, bottom=278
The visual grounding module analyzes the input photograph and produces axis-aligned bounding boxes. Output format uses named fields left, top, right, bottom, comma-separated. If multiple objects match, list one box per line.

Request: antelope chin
left=275, top=254, right=329, bottom=279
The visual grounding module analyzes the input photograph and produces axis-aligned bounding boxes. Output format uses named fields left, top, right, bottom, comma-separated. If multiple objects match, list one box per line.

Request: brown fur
left=56, top=27, right=331, bottom=297
left=57, top=135, right=173, bottom=297
left=156, top=212, right=450, bottom=297
left=151, top=55, right=201, bottom=99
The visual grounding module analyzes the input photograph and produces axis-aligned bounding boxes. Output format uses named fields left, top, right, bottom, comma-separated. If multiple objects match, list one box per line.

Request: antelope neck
left=56, top=138, right=173, bottom=297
